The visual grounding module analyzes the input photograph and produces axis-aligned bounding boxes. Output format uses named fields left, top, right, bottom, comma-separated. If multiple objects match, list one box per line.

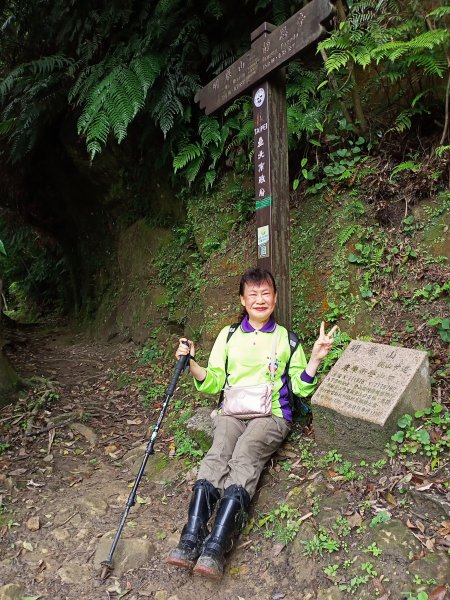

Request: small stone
left=409, top=551, right=450, bottom=585
left=26, top=516, right=40, bottom=531
left=70, top=423, right=98, bottom=446
left=50, top=528, right=71, bottom=542
left=316, top=587, right=344, bottom=600
left=77, top=495, right=108, bottom=516
left=154, top=591, right=168, bottom=600
left=104, top=444, right=118, bottom=455
left=372, top=519, right=422, bottom=560
left=57, top=563, right=91, bottom=584
left=409, top=490, right=450, bottom=521
left=93, top=535, right=155, bottom=576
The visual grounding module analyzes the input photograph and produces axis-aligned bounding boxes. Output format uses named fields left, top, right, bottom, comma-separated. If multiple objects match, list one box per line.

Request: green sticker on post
left=256, top=196, right=272, bottom=210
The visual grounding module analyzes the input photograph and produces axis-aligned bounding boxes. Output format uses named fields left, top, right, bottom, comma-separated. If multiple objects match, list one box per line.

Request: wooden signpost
left=195, top=0, right=335, bottom=327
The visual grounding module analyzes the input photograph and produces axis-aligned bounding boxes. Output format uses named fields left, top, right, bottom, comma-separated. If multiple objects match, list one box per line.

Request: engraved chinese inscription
left=312, top=340, right=429, bottom=426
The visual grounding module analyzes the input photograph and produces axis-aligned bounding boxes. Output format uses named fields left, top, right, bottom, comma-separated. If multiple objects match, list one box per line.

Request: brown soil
left=0, top=327, right=449, bottom=600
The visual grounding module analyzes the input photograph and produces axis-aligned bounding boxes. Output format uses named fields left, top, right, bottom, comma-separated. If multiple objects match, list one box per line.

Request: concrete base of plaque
left=312, top=341, right=431, bottom=461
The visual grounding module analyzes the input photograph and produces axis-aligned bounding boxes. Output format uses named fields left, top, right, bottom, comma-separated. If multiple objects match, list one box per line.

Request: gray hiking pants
left=197, top=413, right=291, bottom=498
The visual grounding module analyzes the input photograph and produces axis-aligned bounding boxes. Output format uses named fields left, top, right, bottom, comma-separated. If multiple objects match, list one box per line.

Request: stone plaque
left=312, top=340, right=431, bottom=460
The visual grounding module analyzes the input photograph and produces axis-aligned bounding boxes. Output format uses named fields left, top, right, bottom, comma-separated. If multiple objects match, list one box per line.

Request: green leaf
left=397, top=414, right=412, bottom=429
left=416, top=430, right=430, bottom=445
left=391, top=431, right=404, bottom=443
left=316, top=80, right=329, bottom=91
left=0, top=240, right=6, bottom=256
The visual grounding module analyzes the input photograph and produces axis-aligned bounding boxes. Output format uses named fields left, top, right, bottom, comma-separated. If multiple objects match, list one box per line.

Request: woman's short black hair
left=239, top=267, right=277, bottom=297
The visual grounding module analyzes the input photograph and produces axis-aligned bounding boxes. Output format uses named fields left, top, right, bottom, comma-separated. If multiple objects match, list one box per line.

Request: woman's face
left=240, top=280, right=277, bottom=325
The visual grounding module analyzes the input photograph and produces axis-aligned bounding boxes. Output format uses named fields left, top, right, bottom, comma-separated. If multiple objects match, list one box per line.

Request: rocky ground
left=0, top=327, right=449, bottom=600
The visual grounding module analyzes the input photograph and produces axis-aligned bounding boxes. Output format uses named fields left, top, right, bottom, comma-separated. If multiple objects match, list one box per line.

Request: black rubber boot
left=167, top=479, right=220, bottom=569
left=193, top=484, right=250, bottom=579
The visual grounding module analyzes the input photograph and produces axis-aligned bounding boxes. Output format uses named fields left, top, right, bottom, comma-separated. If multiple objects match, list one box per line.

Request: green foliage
left=389, top=403, right=450, bottom=466
left=293, top=128, right=370, bottom=196
left=72, top=55, right=164, bottom=158
left=0, top=218, right=70, bottom=319
left=318, top=331, right=352, bottom=374
left=302, top=526, right=340, bottom=557
left=317, top=0, right=449, bottom=137
left=427, top=316, right=450, bottom=342
left=138, top=379, right=166, bottom=408
left=337, top=224, right=363, bottom=247
left=0, top=0, right=259, bottom=163
left=0, top=442, right=10, bottom=455
left=173, top=97, right=254, bottom=188
left=390, top=161, right=422, bottom=179
left=369, top=510, right=391, bottom=528
left=363, top=542, right=383, bottom=557
left=173, top=429, right=204, bottom=459
left=137, top=341, right=163, bottom=365
left=332, top=516, right=351, bottom=538
left=257, top=502, right=303, bottom=544
left=404, top=593, right=429, bottom=600
left=338, top=563, right=376, bottom=594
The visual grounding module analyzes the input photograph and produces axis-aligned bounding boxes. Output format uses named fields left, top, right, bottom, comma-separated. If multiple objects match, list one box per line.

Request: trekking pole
left=100, top=341, right=190, bottom=580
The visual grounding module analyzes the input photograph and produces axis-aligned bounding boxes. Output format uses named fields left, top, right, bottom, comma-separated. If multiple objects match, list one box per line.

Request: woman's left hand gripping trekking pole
left=176, top=338, right=207, bottom=383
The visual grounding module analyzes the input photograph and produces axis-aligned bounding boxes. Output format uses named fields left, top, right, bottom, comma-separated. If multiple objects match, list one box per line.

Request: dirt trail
left=1, top=328, right=449, bottom=600
left=0, top=328, right=306, bottom=600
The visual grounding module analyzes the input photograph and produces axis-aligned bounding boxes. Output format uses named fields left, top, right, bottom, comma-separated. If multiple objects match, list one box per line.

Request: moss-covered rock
left=106, top=221, right=175, bottom=343
left=184, top=407, right=214, bottom=453
left=413, top=192, right=450, bottom=261
left=187, top=174, right=249, bottom=259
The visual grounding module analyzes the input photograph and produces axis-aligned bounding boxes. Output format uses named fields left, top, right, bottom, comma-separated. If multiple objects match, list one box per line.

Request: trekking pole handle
left=166, top=339, right=190, bottom=397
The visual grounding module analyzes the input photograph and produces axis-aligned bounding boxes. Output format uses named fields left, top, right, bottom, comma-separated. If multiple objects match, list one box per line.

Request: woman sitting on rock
left=167, top=267, right=336, bottom=579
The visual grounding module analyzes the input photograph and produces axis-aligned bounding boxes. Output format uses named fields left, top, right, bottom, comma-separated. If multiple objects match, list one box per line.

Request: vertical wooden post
left=252, top=26, right=291, bottom=328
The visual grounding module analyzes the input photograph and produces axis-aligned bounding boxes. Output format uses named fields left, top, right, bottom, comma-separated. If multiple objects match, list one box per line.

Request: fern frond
left=209, top=143, right=224, bottom=167
left=205, top=0, right=224, bottom=19
left=155, top=0, right=182, bottom=16
left=407, top=53, right=448, bottom=77
left=73, top=53, right=162, bottom=155
left=408, top=29, right=449, bottom=50
left=392, top=109, right=412, bottom=133
left=29, top=55, right=74, bottom=76
left=435, top=145, right=450, bottom=157
left=199, top=116, right=221, bottom=146
left=235, top=119, right=254, bottom=144
left=185, top=155, right=204, bottom=184
left=427, top=6, right=450, bottom=20
left=173, top=143, right=203, bottom=172
left=204, top=169, right=217, bottom=190
left=338, top=224, right=362, bottom=246
left=0, top=118, right=16, bottom=135
left=130, top=55, right=163, bottom=95
left=323, top=50, right=351, bottom=74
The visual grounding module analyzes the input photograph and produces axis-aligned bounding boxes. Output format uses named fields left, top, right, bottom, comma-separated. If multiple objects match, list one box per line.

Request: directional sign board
left=194, top=0, right=335, bottom=115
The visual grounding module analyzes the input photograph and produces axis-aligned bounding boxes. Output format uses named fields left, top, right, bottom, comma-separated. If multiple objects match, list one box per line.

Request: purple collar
left=241, top=315, right=277, bottom=333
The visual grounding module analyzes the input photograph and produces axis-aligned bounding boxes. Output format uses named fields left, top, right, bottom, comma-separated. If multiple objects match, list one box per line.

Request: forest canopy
left=0, top=0, right=449, bottom=319
left=0, top=0, right=448, bottom=175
